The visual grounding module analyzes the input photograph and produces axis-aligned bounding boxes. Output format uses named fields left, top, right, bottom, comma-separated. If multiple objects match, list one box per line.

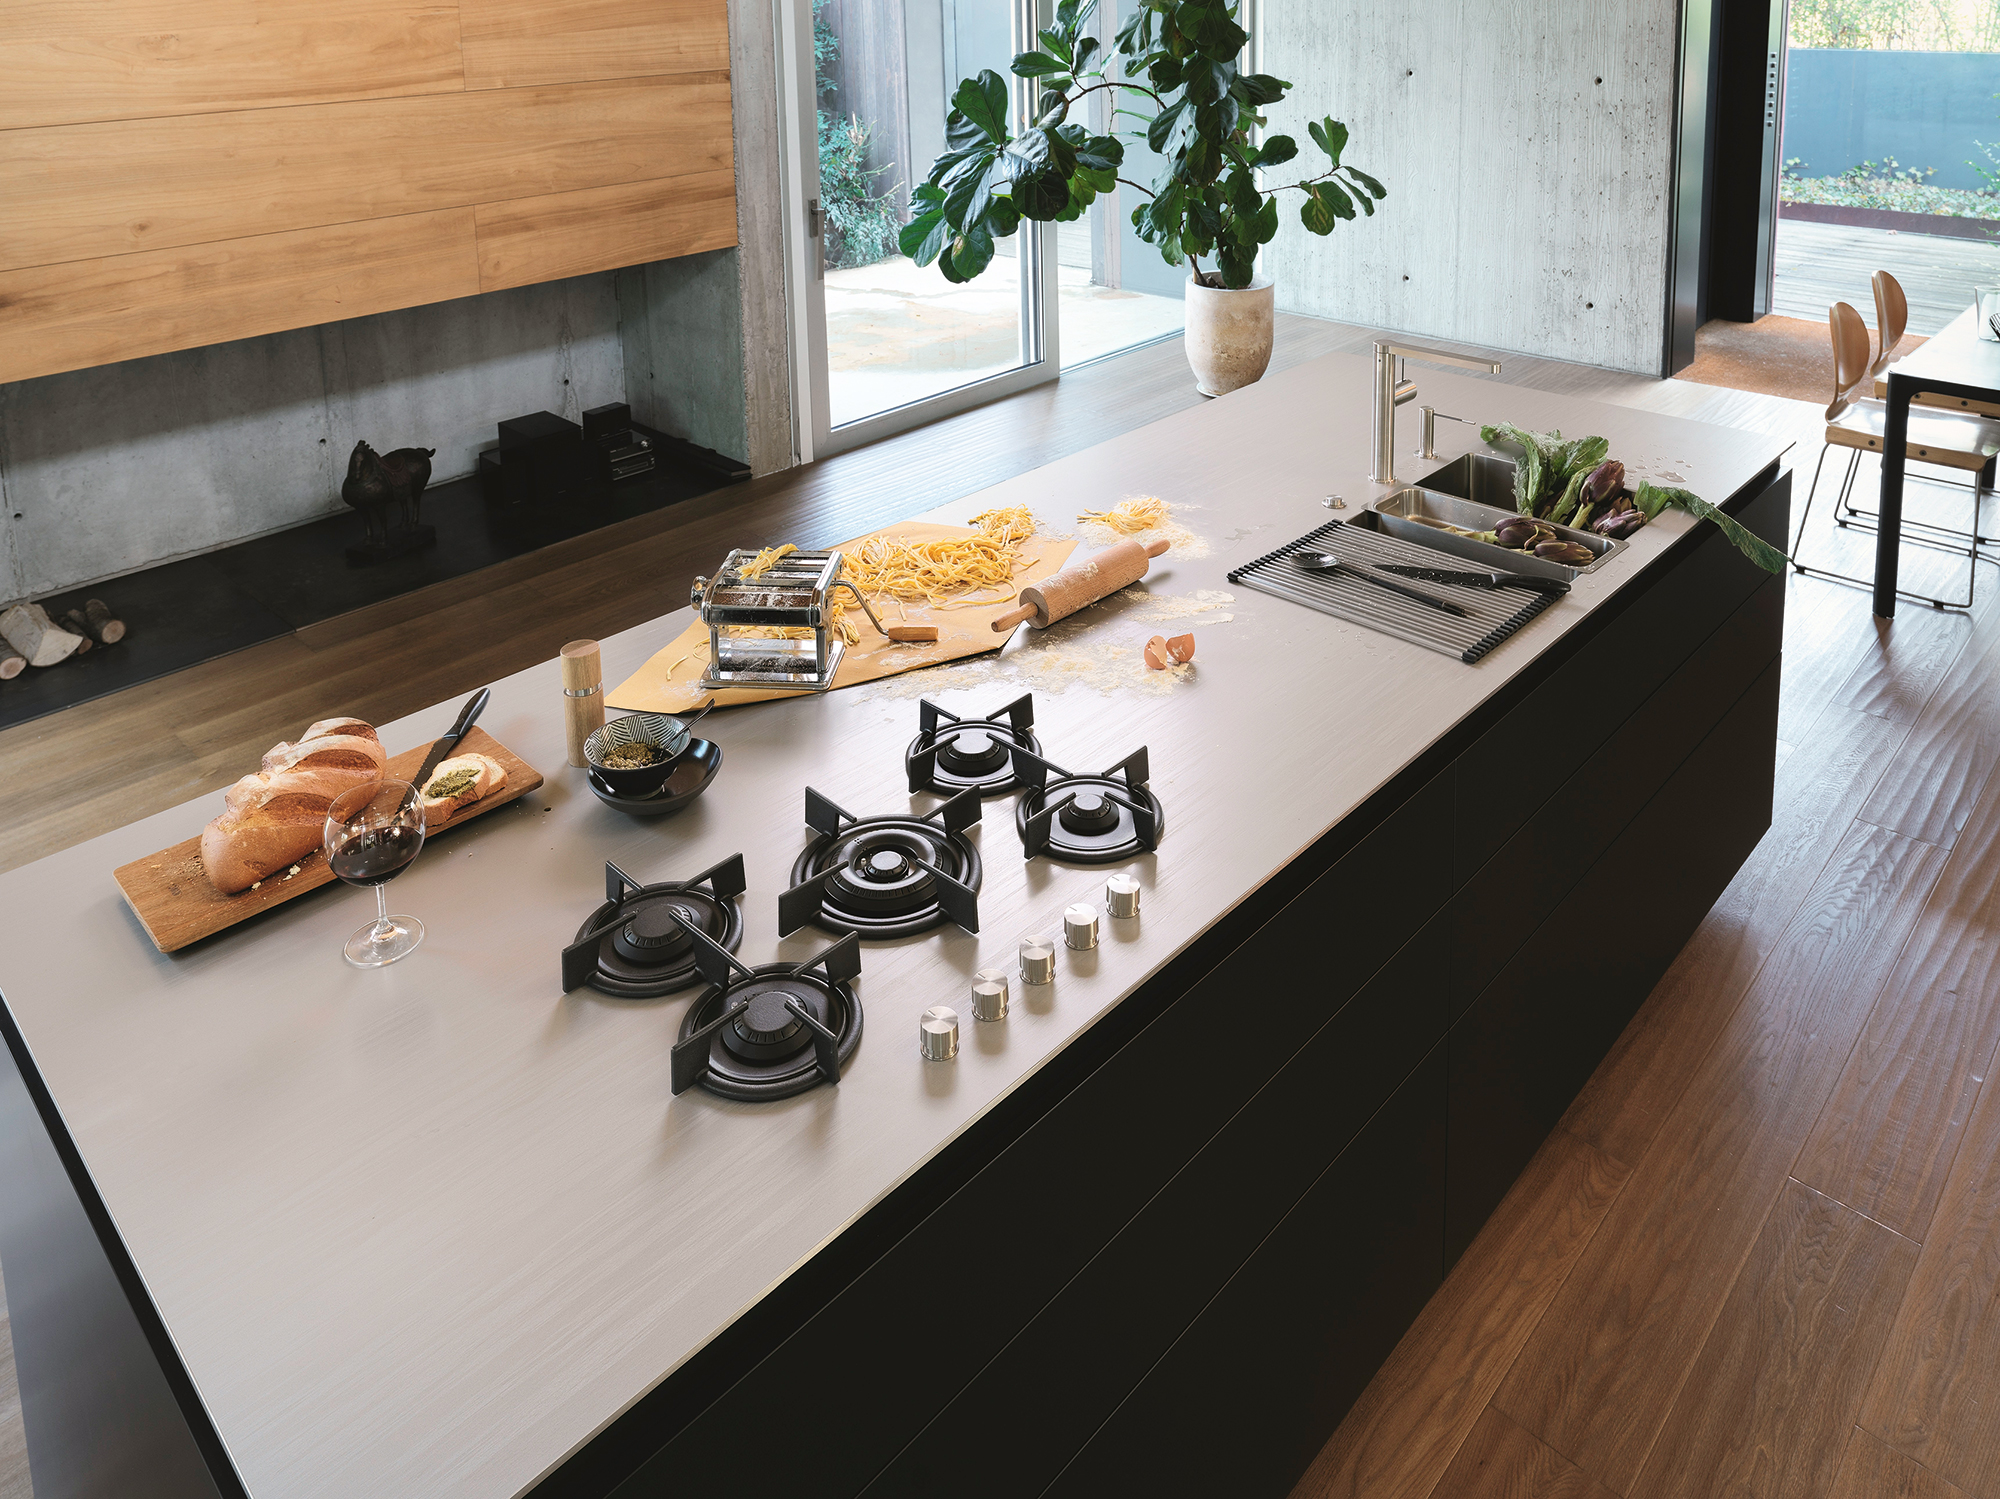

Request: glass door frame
left=776, top=0, right=1061, bottom=461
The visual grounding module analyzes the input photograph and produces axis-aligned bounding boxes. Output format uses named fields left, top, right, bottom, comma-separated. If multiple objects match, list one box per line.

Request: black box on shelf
left=493, top=411, right=585, bottom=504
left=580, top=401, right=655, bottom=483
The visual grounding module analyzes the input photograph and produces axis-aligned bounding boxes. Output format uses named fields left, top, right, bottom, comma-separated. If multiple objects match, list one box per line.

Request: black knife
left=412, top=687, right=492, bottom=790
left=1375, top=563, right=1570, bottom=596
left=1291, top=552, right=1468, bottom=618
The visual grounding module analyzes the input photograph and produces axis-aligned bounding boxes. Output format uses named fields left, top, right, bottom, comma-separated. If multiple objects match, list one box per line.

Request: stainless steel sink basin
left=1416, top=452, right=1520, bottom=509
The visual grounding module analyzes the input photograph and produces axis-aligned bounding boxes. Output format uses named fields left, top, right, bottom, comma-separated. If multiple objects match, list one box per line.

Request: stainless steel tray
left=1370, top=486, right=1626, bottom=580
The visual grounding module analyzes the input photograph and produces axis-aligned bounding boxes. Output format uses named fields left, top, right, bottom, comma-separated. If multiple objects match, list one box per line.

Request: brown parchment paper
left=605, top=521, right=1079, bottom=713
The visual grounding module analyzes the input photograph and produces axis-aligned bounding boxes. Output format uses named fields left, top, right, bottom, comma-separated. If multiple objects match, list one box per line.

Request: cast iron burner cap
left=671, top=932, right=865, bottom=1101
left=1011, top=745, right=1166, bottom=865
left=782, top=786, right=983, bottom=939
left=561, top=855, right=747, bottom=999
left=906, top=694, right=1041, bottom=797
left=612, top=898, right=703, bottom=963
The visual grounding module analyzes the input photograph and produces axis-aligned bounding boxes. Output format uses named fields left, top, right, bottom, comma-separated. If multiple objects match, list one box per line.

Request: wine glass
left=324, top=780, right=427, bottom=967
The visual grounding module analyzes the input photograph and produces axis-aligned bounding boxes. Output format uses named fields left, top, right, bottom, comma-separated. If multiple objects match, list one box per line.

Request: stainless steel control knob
left=1020, top=935, right=1057, bottom=984
left=1064, top=903, right=1100, bottom=951
left=971, top=969, right=1010, bottom=1022
left=1105, top=874, right=1141, bottom=919
left=920, top=1005, right=960, bottom=1061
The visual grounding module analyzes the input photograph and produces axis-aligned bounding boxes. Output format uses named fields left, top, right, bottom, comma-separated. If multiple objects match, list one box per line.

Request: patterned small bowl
left=583, top=712, right=697, bottom=797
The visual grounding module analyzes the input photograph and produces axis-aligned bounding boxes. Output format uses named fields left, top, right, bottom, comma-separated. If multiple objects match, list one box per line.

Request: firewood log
left=85, top=599, right=126, bottom=644
left=0, top=646, right=24, bottom=680
left=58, top=611, right=94, bottom=653
left=0, top=603, right=84, bottom=667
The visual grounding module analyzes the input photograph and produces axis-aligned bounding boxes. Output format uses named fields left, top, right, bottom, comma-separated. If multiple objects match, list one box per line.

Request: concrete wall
left=0, top=274, right=625, bottom=602
left=1783, top=48, right=2000, bottom=191
left=1262, top=0, right=1678, bottom=375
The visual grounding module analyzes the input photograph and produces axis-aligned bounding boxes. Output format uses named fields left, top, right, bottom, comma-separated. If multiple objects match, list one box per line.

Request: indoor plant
left=899, top=0, right=1385, bottom=394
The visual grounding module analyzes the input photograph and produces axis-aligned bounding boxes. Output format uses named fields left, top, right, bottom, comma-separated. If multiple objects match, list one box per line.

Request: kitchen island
left=0, top=349, right=1791, bottom=1499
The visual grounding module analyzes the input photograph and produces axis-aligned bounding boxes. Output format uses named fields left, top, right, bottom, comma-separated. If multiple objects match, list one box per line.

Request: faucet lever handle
left=1373, top=338, right=1503, bottom=376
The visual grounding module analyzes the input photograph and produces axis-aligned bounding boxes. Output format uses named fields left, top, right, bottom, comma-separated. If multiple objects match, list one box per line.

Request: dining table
left=1874, top=303, right=2000, bottom=618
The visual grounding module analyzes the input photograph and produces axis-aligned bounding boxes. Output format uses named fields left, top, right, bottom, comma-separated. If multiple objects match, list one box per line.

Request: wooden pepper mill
left=991, top=538, right=1170, bottom=632
left=560, top=639, right=605, bottom=768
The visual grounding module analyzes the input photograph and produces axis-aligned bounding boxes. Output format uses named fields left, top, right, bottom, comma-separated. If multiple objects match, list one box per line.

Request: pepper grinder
left=560, top=639, right=605, bottom=769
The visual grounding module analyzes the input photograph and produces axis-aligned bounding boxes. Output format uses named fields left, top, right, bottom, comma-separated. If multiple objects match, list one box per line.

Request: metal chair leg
left=1791, top=444, right=1979, bottom=610
left=1793, top=443, right=1832, bottom=560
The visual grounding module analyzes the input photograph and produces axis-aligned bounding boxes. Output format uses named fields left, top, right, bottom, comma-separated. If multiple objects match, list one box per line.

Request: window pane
left=817, top=0, right=1036, bottom=430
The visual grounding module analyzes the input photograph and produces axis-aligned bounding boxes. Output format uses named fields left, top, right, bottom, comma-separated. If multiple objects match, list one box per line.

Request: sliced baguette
left=419, top=753, right=506, bottom=823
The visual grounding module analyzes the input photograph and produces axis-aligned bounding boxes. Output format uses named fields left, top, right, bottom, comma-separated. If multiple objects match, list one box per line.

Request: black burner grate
left=782, top=786, right=982, bottom=939
left=905, top=693, right=1041, bottom=797
left=562, top=855, right=747, bottom=999
left=1011, top=745, right=1165, bottom=864
left=671, top=927, right=863, bottom=1100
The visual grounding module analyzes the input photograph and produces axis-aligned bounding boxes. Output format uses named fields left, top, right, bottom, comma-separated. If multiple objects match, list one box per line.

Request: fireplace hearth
left=0, top=425, right=745, bottom=733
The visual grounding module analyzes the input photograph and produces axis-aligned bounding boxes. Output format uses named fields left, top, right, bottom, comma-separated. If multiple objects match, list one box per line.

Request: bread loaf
left=201, top=719, right=387, bottom=893
left=419, top=753, right=506, bottom=823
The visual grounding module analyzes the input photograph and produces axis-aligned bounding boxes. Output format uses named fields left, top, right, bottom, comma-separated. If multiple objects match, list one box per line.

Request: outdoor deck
left=1775, top=217, right=2000, bottom=334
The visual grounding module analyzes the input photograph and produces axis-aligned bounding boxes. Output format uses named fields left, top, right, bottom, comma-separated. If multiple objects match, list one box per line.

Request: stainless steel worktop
left=0, top=350, right=1789, bottom=1499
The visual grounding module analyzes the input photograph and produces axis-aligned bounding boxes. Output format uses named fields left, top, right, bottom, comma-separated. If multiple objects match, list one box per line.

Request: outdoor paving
left=1774, top=217, right=2000, bottom=334
left=824, top=254, right=1184, bottom=429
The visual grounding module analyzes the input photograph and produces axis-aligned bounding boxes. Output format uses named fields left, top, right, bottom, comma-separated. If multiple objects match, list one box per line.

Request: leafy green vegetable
left=1549, top=468, right=1590, bottom=526
left=1633, top=482, right=1789, bottom=573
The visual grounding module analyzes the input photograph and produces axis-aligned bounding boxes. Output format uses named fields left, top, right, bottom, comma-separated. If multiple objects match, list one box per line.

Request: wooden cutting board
left=114, top=726, right=543, bottom=954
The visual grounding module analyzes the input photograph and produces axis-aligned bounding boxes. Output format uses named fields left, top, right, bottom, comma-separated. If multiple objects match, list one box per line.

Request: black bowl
left=583, top=713, right=693, bottom=797
left=585, top=738, right=723, bottom=818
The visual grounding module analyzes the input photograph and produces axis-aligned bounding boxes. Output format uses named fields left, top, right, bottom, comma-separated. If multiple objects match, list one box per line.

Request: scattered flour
left=1116, top=586, right=1235, bottom=624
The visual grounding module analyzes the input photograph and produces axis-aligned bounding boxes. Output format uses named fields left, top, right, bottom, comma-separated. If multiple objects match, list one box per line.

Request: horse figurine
left=341, top=441, right=437, bottom=556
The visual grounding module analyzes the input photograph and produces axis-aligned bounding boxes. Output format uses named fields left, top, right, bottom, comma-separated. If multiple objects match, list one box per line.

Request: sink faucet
left=1372, top=339, right=1502, bottom=485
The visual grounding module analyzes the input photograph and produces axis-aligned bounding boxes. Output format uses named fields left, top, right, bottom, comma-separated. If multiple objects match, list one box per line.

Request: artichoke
left=1582, top=459, right=1625, bottom=510
left=1534, top=539, right=1595, bottom=565
left=1494, top=516, right=1540, bottom=549
left=1594, top=508, right=1647, bottom=539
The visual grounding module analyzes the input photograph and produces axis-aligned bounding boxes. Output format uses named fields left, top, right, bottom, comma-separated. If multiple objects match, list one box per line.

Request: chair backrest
left=1828, top=301, right=1872, bottom=419
left=1871, top=270, right=1909, bottom=375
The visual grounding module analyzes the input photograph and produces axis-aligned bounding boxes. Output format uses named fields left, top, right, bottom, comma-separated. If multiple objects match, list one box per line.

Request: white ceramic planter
left=1183, top=274, right=1275, bottom=396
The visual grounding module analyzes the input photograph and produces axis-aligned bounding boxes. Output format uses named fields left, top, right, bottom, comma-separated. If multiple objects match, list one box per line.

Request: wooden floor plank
left=1287, top=1128, right=1628, bottom=1499
left=1627, top=1178, right=1917, bottom=1499
left=1858, top=611, right=2000, bottom=850
left=1493, top=821, right=1950, bottom=1494
left=1794, top=767, right=2000, bottom=1242
left=0, top=1283, right=24, bottom=1499
left=1827, top=1427, right=1972, bottom=1499
left=1858, top=844, right=2000, bottom=1496
left=1559, top=705, right=1909, bottom=1170
left=1425, top=1407, right=1618, bottom=1499
left=1832, top=602, right=1987, bottom=728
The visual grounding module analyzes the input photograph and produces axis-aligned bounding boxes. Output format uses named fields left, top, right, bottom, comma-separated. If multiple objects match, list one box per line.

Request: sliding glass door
left=776, top=0, right=1205, bottom=458
left=783, top=0, right=1056, bottom=457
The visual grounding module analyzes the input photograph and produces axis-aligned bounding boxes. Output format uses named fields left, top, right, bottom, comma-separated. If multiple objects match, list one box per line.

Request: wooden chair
left=1848, top=270, right=2000, bottom=554
left=1792, top=300, right=2000, bottom=610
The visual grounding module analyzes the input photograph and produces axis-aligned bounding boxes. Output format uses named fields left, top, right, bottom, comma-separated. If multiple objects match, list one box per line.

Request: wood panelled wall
left=0, top=0, right=737, bottom=385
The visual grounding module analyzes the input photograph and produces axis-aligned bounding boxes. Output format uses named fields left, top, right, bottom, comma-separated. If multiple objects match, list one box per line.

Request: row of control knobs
left=920, top=875, right=1143, bottom=1060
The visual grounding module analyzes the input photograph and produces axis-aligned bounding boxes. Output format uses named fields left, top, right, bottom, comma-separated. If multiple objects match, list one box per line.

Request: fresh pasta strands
left=1078, top=495, right=1171, bottom=533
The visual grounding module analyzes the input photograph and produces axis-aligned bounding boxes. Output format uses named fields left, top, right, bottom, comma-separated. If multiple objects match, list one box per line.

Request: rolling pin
left=991, top=538, right=1170, bottom=632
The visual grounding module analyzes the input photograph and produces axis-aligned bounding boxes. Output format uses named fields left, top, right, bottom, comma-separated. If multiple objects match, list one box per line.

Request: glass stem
left=373, top=884, right=393, bottom=942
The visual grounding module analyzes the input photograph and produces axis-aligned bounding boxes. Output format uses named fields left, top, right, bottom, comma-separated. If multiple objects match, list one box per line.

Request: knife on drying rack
left=1373, top=563, right=1571, bottom=596
left=412, top=687, right=492, bottom=790
left=1291, top=552, right=1468, bottom=618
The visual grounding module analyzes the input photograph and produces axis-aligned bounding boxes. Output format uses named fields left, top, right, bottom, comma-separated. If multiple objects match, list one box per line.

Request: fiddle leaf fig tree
left=899, top=0, right=1384, bottom=291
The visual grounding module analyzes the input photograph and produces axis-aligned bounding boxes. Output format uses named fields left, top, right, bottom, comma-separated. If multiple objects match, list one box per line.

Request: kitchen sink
left=1416, top=452, right=1520, bottom=508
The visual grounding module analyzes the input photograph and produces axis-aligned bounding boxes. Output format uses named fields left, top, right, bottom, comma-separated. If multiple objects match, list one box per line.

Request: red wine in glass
left=325, top=779, right=427, bottom=967
left=328, top=826, right=422, bottom=886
